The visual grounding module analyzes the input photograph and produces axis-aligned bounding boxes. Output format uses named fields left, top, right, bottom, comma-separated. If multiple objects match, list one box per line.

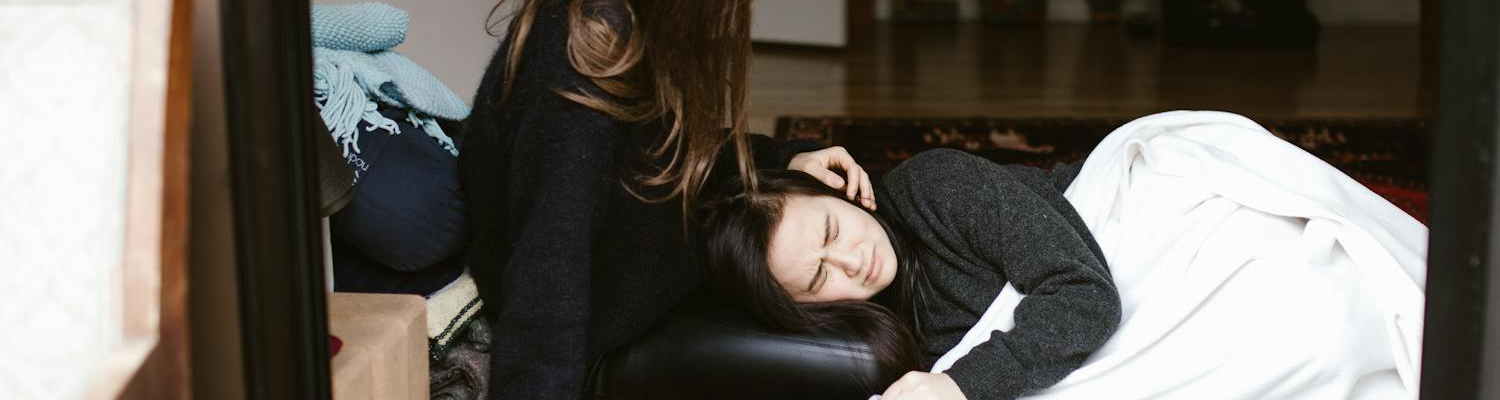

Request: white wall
left=752, top=0, right=847, bottom=47
left=314, top=0, right=503, bottom=105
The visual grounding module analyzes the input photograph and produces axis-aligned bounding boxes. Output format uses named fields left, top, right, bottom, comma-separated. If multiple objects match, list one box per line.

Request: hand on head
left=788, top=146, right=877, bottom=211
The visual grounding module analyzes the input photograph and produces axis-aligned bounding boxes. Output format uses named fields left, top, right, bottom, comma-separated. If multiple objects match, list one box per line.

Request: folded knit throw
left=311, top=2, right=408, bottom=52
left=311, top=3, right=470, bottom=157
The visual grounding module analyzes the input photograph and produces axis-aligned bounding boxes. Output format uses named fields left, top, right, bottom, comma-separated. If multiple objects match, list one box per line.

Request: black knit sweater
left=456, top=4, right=820, bottom=399
left=877, top=149, right=1122, bottom=400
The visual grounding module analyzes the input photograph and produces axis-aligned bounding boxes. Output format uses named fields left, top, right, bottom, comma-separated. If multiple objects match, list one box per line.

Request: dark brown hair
left=485, top=0, right=757, bottom=215
left=697, top=169, right=933, bottom=387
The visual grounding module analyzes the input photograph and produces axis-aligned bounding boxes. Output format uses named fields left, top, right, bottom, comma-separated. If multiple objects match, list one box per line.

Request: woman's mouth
left=863, top=250, right=881, bottom=285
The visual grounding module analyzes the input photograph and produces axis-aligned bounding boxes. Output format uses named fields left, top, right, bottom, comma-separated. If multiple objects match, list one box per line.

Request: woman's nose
left=827, top=247, right=861, bottom=277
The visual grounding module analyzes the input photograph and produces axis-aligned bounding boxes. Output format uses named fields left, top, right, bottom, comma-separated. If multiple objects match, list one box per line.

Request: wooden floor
left=747, top=23, right=1424, bottom=134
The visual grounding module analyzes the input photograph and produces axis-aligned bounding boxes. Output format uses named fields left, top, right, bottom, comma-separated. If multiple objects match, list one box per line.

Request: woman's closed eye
left=807, top=213, right=843, bottom=294
left=809, top=263, right=826, bottom=293
left=829, top=214, right=841, bottom=244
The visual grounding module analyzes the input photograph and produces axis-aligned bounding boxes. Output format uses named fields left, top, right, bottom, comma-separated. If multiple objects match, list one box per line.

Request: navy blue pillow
left=331, top=106, right=466, bottom=274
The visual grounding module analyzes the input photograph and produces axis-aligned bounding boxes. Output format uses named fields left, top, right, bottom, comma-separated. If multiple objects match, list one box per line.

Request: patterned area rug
left=775, top=116, right=1430, bottom=223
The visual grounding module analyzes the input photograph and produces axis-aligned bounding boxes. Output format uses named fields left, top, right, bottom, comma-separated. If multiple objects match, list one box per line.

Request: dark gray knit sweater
left=457, top=3, right=822, bottom=399
left=876, top=149, right=1121, bottom=400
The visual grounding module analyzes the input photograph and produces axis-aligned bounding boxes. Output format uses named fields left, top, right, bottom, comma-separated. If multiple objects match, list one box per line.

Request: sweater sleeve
left=463, top=9, right=629, bottom=399
left=485, top=87, right=619, bottom=398
left=880, top=149, right=1121, bottom=400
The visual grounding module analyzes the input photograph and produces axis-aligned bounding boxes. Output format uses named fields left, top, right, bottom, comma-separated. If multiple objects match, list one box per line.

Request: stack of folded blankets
left=312, top=1, right=470, bottom=295
left=425, top=275, right=490, bottom=400
left=311, top=3, right=490, bottom=399
left=312, top=2, right=466, bottom=157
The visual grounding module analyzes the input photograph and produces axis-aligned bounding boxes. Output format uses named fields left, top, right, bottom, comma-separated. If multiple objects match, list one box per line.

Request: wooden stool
left=328, top=292, right=428, bottom=399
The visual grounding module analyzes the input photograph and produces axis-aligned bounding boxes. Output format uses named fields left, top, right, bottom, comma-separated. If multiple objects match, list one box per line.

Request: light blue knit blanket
left=312, top=2, right=408, bottom=52
left=311, top=2, right=469, bottom=157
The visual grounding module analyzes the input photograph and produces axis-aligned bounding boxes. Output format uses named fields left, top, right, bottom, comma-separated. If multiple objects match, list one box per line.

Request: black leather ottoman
left=586, top=295, right=890, bottom=400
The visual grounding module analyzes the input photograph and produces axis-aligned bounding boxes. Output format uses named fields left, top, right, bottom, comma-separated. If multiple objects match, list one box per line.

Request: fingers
left=825, top=147, right=875, bottom=211
left=814, top=169, right=846, bottom=189
left=823, top=146, right=852, bottom=167
left=861, top=170, right=876, bottom=210
left=788, top=147, right=877, bottom=208
left=839, top=161, right=876, bottom=211
left=845, top=166, right=860, bottom=200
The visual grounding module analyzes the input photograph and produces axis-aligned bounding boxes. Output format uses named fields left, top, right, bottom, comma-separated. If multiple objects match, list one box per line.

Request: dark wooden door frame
left=1420, top=0, right=1499, bottom=398
left=219, top=0, right=331, bottom=398
left=215, top=0, right=1497, bottom=398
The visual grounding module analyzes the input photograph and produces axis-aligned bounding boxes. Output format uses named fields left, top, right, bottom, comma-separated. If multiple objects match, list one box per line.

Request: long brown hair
left=485, top=0, right=757, bottom=215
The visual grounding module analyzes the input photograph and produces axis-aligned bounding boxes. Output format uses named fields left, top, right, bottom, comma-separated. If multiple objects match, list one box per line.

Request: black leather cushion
left=587, top=295, right=889, bottom=400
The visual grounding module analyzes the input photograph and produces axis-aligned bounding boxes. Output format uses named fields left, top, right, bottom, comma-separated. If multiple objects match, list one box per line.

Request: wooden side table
left=328, top=292, right=429, bottom=399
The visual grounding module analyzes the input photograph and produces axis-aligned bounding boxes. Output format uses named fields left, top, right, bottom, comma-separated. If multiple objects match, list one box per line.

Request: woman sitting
left=699, top=111, right=1426, bottom=400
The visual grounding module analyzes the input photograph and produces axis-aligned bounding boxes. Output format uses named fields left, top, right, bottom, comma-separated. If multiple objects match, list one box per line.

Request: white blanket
left=929, top=111, right=1427, bottom=400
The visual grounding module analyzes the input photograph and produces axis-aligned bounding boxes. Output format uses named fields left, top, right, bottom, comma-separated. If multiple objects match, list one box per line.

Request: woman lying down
left=699, top=111, right=1426, bottom=400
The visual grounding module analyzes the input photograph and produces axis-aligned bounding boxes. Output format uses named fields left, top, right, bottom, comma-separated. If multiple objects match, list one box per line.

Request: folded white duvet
left=930, top=111, right=1426, bottom=400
